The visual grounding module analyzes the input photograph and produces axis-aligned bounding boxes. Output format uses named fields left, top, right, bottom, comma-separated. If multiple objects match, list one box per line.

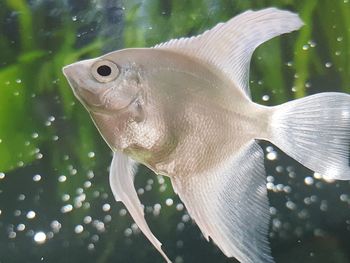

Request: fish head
left=62, top=50, right=146, bottom=151
left=62, top=51, right=143, bottom=115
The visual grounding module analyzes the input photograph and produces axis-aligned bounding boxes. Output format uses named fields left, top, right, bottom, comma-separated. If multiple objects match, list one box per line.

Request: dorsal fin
left=155, top=8, right=303, bottom=98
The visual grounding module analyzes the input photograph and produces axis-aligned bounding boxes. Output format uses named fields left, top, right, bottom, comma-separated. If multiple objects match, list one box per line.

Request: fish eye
left=91, top=60, right=119, bottom=83
left=97, top=65, right=111, bottom=76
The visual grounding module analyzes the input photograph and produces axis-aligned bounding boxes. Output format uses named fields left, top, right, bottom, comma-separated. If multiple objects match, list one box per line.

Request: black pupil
left=97, top=65, right=112, bottom=77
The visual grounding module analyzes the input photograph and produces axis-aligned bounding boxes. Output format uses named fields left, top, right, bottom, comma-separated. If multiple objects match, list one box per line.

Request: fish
left=62, top=7, right=350, bottom=263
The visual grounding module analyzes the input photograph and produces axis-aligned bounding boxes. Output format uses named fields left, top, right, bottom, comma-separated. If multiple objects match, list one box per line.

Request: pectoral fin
left=171, top=141, right=273, bottom=263
left=109, top=152, right=171, bottom=263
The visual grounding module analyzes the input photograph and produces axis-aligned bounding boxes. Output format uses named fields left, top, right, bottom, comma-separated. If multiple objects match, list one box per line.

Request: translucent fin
left=171, top=141, right=273, bottom=263
left=270, top=92, right=350, bottom=180
left=155, top=8, right=303, bottom=98
left=109, top=152, right=172, bottom=263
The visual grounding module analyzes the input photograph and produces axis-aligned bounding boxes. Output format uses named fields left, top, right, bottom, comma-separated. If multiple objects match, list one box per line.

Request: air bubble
left=176, top=203, right=184, bottom=211
left=104, top=215, right=112, bottom=223
left=267, top=176, right=274, bottom=183
left=34, top=232, right=46, bottom=244
left=153, top=203, right=161, bottom=216
left=272, top=218, right=282, bottom=229
left=33, top=174, right=41, bottom=182
left=182, top=214, right=190, bottom=222
left=87, top=170, right=94, bottom=179
left=17, top=224, right=26, bottom=231
left=320, top=200, right=328, bottom=211
left=302, top=44, right=309, bottom=50
left=62, top=194, right=70, bottom=202
left=94, top=221, right=105, bottom=232
left=266, top=182, right=274, bottom=190
left=175, top=256, right=184, bottom=263
left=50, top=220, right=61, bottom=233
left=61, top=204, right=73, bottom=213
left=304, top=177, right=314, bottom=185
left=74, top=225, right=84, bottom=234
left=158, top=176, right=165, bottom=184
left=159, top=184, right=167, bottom=192
left=165, top=198, right=173, bottom=206
left=26, top=211, right=36, bottom=219
left=308, top=40, right=316, bottom=47
left=87, top=243, right=95, bottom=250
left=84, top=181, right=92, bottom=188
left=340, top=194, right=348, bottom=202
left=269, top=207, right=277, bottom=215
left=177, top=222, right=185, bottom=231
left=58, top=175, right=67, bottom=182
left=123, top=227, right=132, bottom=237
left=131, top=223, right=139, bottom=233
left=119, top=208, right=127, bottom=216
left=102, top=203, right=111, bottom=212
left=283, top=186, right=292, bottom=194
left=262, top=95, right=270, bottom=101
left=286, top=201, right=296, bottom=210
left=9, top=231, right=16, bottom=239
left=267, top=151, right=277, bottom=160
left=84, top=216, right=92, bottom=224
left=14, top=210, right=21, bottom=216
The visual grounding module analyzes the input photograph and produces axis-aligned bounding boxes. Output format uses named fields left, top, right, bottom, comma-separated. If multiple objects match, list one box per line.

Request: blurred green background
left=1, top=0, right=350, bottom=262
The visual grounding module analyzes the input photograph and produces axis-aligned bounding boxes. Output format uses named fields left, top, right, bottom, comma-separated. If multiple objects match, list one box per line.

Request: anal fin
left=171, top=141, right=273, bottom=263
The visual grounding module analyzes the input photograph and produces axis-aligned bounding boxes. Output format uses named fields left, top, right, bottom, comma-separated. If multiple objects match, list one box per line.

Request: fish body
left=98, top=49, right=265, bottom=173
left=63, top=8, right=350, bottom=263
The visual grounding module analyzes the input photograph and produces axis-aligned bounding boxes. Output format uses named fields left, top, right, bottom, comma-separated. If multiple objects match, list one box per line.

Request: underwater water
left=1, top=0, right=350, bottom=263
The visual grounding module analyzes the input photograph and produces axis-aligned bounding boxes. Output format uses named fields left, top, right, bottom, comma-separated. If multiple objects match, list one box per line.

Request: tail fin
left=269, top=92, right=350, bottom=180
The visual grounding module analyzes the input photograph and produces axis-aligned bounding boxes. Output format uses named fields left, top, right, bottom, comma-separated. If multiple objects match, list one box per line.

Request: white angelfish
left=62, top=8, right=350, bottom=263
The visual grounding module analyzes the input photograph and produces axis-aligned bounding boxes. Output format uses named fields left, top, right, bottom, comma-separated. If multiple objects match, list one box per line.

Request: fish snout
left=62, top=58, right=96, bottom=88
left=62, top=63, right=83, bottom=91
left=62, top=64, right=76, bottom=80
